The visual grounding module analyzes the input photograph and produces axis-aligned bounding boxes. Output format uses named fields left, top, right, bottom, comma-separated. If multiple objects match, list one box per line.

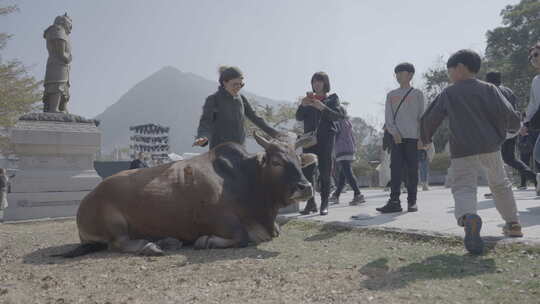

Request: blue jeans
left=418, top=150, right=429, bottom=184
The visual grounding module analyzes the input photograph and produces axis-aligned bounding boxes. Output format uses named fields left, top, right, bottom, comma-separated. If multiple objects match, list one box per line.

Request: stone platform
left=4, top=115, right=101, bottom=221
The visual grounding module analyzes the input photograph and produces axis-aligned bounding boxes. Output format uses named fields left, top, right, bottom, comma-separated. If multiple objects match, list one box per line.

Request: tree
left=0, top=5, right=42, bottom=153
left=422, top=59, right=451, bottom=153
left=485, top=0, right=540, bottom=111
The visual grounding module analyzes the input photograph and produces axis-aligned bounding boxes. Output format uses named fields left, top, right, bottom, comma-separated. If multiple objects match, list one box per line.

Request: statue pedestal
left=4, top=115, right=101, bottom=221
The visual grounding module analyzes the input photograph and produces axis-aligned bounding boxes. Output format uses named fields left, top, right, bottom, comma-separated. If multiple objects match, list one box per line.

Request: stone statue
left=43, top=13, right=72, bottom=113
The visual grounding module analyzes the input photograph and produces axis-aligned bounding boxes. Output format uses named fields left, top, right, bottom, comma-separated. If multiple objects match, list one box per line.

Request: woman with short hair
left=195, top=66, right=282, bottom=149
left=296, top=72, right=345, bottom=215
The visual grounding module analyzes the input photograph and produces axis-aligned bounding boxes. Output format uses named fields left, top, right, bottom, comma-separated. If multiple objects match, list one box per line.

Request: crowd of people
left=3, top=45, right=539, bottom=255
left=191, top=43, right=540, bottom=255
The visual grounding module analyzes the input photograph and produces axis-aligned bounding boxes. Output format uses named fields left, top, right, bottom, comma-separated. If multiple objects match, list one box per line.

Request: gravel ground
left=0, top=219, right=539, bottom=304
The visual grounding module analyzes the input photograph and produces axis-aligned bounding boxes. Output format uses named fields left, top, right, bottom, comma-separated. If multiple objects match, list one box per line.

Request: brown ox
left=58, top=133, right=313, bottom=257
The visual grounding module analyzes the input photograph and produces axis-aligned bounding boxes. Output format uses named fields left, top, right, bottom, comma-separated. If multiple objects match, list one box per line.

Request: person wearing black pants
left=483, top=72, right=537, bottom=198
left=518, top=130, right=539, bottom=189
left=377, top=63, right=425, bottom=213
left=330, top=115, right=364, bottom=205
left=297, top=72, right=345, bottom=216
left=388, top=139, right=419, bottom=201
left=502, top=137, right=536, bottom=185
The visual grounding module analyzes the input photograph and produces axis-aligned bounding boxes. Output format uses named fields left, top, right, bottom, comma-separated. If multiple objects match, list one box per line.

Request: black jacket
left=197, top=87, right=278, bottom=149
left=295, top=93, right=345, bottom=141
left=129, top=159, right=148, bottom=170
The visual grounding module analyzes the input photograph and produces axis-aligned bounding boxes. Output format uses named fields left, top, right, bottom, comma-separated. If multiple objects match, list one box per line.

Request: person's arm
left=525, top=77, right=540, bottom=124
left=242, top=97, right=279, bottom=137
left=318, top=95, right=345, bottom=121
left=420, top=91, right=448, bottom=145
left=295, top=104, right=308, bottom=121
left=384, top=93, right=399, bottom=137
left=494, top=86, right=521, bottom=132
left=417, top=90, right=426, bottom=144
left=196, top=96, right=216, bottom=143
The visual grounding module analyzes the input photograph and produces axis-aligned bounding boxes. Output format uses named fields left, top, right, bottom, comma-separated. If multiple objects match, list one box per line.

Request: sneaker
left=349, top=194, right=366, bottom=206
left=407, top=201, right=418, bottom=212
left=484, top=193, right=493, bottom=199
left=517, top=186, right=527, bottom=190
left=463, top=214, right=484, bottom=255
left=376, top=199, right=402, bottom=213
left=536, top=173, right=540, bottom=196
left=422, top=183, right=429, bottom=191
left=329, top=195, right=340, bottom=205
left=503, top=222, right=524, bottom=238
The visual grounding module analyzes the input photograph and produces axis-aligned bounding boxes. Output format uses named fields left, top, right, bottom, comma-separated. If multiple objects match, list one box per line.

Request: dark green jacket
left=197, top=87, right=278, bottom=149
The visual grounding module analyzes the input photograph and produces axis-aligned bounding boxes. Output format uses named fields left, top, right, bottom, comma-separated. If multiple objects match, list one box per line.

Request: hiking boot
left=349, top=194, right=366, bottom=206
left=376, top=199, right=402, bottom=213
left=503, top=222, right=523, bottom=238
left=463, top=214, right=484, bottom=255
left=407, top=201, right=418, bottom=212
left=320, top=199, right=329, bottom=216
left=299, top=200, right=317, bottom=215
left=329, top=194, right=340, bottom=205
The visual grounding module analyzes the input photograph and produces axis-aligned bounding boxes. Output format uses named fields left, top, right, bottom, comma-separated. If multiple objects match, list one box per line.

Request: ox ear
left=254, top=132, right=271, bottom=150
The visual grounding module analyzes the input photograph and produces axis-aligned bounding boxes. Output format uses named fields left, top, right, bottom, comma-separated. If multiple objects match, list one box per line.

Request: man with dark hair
left=484, top=71, right=537, bottom=198
left=421, top=49, right=523, bottom=255
left=377, top=62, right=425, bottom=213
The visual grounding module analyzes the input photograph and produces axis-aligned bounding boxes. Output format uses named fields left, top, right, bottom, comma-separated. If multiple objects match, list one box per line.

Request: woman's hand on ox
left=193, top=137, right=208, bottom=146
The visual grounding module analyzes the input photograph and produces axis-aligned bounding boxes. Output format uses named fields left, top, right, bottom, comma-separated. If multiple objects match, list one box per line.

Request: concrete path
left=284, top=186, right=540, bottom=245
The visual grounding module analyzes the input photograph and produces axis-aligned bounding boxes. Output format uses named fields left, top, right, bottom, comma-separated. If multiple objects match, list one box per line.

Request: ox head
left=254, top=132, right=313, bottom=206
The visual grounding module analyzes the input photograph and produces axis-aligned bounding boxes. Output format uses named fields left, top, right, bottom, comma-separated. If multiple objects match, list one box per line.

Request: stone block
left=4, top=191, right=89, bottom=221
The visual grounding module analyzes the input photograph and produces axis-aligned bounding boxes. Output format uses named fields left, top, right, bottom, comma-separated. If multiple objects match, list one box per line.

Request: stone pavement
left=284, top=186, right=540, bottom=245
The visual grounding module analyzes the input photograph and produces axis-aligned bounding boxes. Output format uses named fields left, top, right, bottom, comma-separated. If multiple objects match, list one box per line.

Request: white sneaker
left=536, top=174, right=540, bottom=196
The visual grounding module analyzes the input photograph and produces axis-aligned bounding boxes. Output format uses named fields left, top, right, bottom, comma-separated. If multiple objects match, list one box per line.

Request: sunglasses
left=231, top=82, right=245, bottom=88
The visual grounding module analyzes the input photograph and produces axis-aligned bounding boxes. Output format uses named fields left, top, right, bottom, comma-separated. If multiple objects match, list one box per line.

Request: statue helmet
left=54, top=13, right=72, bottom=33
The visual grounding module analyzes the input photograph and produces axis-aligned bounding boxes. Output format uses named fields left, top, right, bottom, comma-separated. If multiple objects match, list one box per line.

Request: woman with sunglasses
left=194, top=66, right=282, bottom=149
left=522, top=43, right=540, bottom=195
left=297, top=72, right=345, bottom=215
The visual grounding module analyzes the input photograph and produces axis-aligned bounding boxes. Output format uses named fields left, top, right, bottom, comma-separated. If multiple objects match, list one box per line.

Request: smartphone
left=306, top=91, right=314, bottom=98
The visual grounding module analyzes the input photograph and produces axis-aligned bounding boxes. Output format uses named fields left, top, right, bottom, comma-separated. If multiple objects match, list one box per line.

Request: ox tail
left=51, top=243, right=108, bottom=258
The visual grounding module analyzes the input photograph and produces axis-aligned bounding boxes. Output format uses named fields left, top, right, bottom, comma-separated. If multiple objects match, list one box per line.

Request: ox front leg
left=194, top=219, right=249, bottom=250
left=112, top=237, right=164, bottom=256
left=194, top=235, right=244, bottom=249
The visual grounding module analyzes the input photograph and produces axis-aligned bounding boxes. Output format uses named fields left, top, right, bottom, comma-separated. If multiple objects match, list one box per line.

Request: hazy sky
left=1, top=0, right=519, bottom=124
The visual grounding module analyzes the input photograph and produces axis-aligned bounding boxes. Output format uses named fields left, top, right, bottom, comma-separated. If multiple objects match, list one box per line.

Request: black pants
left=334, top=160, right=361, bottom=197
left=303, top=135, right=335, bottom=207
left=519, top=150, right=539, bottom=186
left=501, top=137, right=536, bottom=186
left=390, top=139, right=418, bottom=202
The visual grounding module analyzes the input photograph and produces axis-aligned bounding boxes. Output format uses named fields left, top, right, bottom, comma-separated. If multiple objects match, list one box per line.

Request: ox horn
left=254, top=132, right=271, bottom=149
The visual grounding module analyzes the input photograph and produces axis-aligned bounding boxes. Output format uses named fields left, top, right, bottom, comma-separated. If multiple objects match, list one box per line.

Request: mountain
left=95, top=66, right=291, bottom=155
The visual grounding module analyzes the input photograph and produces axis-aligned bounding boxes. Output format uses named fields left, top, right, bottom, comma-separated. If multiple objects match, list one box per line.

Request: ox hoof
left=194, top=235, right=211, bottom=250
left=139, top=243, right=164, bottom=256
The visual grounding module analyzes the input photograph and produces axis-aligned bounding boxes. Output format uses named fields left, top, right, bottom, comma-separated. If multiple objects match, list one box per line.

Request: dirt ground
left=0, top=219, right=539, bottom=304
